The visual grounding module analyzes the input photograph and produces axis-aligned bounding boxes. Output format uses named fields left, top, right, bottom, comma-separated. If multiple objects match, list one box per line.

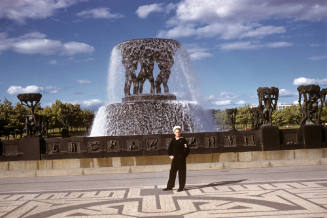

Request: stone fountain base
left=122, top=94, right=176, bottom=103
left=101, top=95, right=214, bottom=136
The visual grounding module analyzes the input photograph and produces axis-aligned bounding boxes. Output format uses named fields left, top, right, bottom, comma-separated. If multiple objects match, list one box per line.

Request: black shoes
left=163, top=187, right=185, bottom=192
left=163, top=188, right=173, bottom=191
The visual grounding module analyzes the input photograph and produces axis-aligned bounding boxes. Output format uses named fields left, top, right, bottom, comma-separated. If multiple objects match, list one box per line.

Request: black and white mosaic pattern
left=1, top=179, right=327, bottom=217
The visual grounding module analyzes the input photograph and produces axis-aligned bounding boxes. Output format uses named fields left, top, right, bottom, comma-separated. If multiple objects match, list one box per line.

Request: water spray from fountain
left=90, top=38, right=215, bottom=136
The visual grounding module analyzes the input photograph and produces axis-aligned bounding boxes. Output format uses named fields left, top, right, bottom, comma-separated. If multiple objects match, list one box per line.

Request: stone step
left=0, top=148, right=326, bottom=178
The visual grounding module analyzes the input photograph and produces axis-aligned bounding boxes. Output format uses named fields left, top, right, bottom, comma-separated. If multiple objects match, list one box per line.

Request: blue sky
left=0, top=0, right=326, bottom=110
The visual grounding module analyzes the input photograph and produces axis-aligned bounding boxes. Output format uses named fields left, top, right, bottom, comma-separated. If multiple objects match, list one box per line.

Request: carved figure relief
left=205, top=136, right=216, bottom=148
left=68, top=142, right=80, bottom=153
left=87, top=141, right=102, bottom=153
left=49, top=143, right=60, bottom=153
left=186, top=137, right=197, bottom=149
left=146, top=138, right=159, bottom=151
left=283, top=133, right=297, bottom=146
left=224, top=135, right=237, bottom=147
left=107, top=140, right=120, bottom=152
left=243, top=135, right=256, bottom=146
left=127, top=139, right=139, bottom=151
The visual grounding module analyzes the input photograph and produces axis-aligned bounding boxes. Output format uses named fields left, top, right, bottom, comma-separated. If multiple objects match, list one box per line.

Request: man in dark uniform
left=163, top=126, right=190, bottom=192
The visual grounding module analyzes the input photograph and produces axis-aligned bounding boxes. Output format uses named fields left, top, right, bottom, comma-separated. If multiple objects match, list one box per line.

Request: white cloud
left=208, top=95, right=215, bottom=100
left=309, top=55, right=327, bottom=61
left=158, top=24, right=196, bottom=38
left=240, top=26, right=286, bottom=38
left=68, top=99, right=103, bottom=109
left=136, top=3, right=177, bottom=19
left=220, top=41, right=293, bottom=51
left=266, top=42, right=293, bottom=48
left=44, top=86, right=60, bottom=94
left=49, top=59, right=57, bottom=64
left=7, top=85, right=60, bottom=95
left=236, top=100, right=246, bottom=105
left=76, top=7, right=123, bottom=19
left=185, top=44, right=213, bottom=60
left=310, top=44, right=321, bottom=47
left=7, top=85, right=40, bottom=94
left=174, top=0, right=327, bottom=23
left=77, top=79, right=91, bottom=84
left=0, top=0, right=80, bottom=23
left=210, top=91, right=239, bottom=106
left=219, top=91, right=238, bottom=100
left=293, top=77, right=327, bottom=86
left=279, top=88, right=297, bottom=97
left=0, top=32, right=94, bottom=56
left=136, top=3, right=163, bottom=19
left=214, top=99, right=232, bottom=106
left=13, top=39, right=62, bottom=54
left=220, top=41, right=261, bottom=51
left=158, top=23, right=286, bottom=40
left=62, top=42, right=94, bottom=55
left=158, top=0, right=327, bottom=39
left=80, top=99, right=102, bottom=107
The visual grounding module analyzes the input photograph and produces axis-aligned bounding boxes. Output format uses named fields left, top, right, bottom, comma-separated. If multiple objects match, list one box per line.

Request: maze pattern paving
left=0, top=179, right=327, bottom=217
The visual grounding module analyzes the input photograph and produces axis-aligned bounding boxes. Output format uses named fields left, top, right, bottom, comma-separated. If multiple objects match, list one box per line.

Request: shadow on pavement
left=185, top=179, right=247, bottom=190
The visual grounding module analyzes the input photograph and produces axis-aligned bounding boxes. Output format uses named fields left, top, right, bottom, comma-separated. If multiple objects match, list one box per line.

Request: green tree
left=82, top=109, right=95, bottom=133
left=214, top=109, right=228, bottom=130
left=0, top=98, right=14, bottom=139
left=235, top=105, right=251, bottom=129
left=272, top=110, right=286, bottom=127
left=321, top=106, right=327, bottom=124
left=12, top=103, right=28, bottom=138
left=272, top=105, right=301, bottom=127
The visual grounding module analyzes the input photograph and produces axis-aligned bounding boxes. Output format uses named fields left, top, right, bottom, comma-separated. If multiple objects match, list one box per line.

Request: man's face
left=174, top=129, right=181, bottom=137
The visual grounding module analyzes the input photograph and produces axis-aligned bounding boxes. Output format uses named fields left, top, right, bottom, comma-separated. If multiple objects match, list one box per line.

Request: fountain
left=90, top=38, right=215, bottom=136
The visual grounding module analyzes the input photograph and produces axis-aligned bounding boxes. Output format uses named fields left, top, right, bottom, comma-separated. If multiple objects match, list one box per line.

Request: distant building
left=250, top=103, right=296, bottom=110
left=277, top=103, right=294, bottom=110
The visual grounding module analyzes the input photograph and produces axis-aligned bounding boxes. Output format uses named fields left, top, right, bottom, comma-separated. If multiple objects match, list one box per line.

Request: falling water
left=89, top=106, right=108, bottom=136
left=90, top=39, right=215, bottom=136
left=107, top=46, right=124, bottom=104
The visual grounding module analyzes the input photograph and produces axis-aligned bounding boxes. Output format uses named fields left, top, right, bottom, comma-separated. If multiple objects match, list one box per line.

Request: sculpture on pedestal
left=297, top=85, right=321, bottom=126
left=17, top=93, right=43, bottom=136
left=117, top=38, right=181, bottom=96
left=226, top=108, right=237, bottom=131
left=321, top=88, right=327, bottom=109
left=257, top=87, right=279, bottom=125
left=250, top=107, right=262, bottom=129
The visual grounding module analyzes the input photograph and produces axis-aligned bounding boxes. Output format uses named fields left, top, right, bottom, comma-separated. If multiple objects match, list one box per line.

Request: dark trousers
left=167, top=158, right=186, bottom=189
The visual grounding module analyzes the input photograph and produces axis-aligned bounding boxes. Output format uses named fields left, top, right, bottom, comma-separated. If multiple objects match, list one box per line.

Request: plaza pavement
left=0, top=165, right=327, bottom=217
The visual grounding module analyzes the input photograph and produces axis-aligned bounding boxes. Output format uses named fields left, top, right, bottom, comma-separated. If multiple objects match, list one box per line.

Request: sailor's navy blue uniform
left=166, top=137, right=190, bottom=190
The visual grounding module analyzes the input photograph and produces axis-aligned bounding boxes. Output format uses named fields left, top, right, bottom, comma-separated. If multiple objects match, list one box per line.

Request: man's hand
left=169, top=155, right=174, bottom=160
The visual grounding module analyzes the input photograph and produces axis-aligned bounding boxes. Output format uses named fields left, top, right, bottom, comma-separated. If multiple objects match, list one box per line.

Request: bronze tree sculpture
left=17, top=93, right=42, bottom=136
left=321, top=88, right=327, bottom=108
left=297, top=85, right=321, bottom=126
left=226, top=108, right=237, bottom=131
left=257, top=87, right=279, bottom=125
left=249, top=107, right=262, bottom=129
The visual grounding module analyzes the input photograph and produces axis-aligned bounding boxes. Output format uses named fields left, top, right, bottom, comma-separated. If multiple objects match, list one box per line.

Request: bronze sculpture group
left=117, top=38, right=181, bottom=96
left=226, top=85, right=327, bottom=131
